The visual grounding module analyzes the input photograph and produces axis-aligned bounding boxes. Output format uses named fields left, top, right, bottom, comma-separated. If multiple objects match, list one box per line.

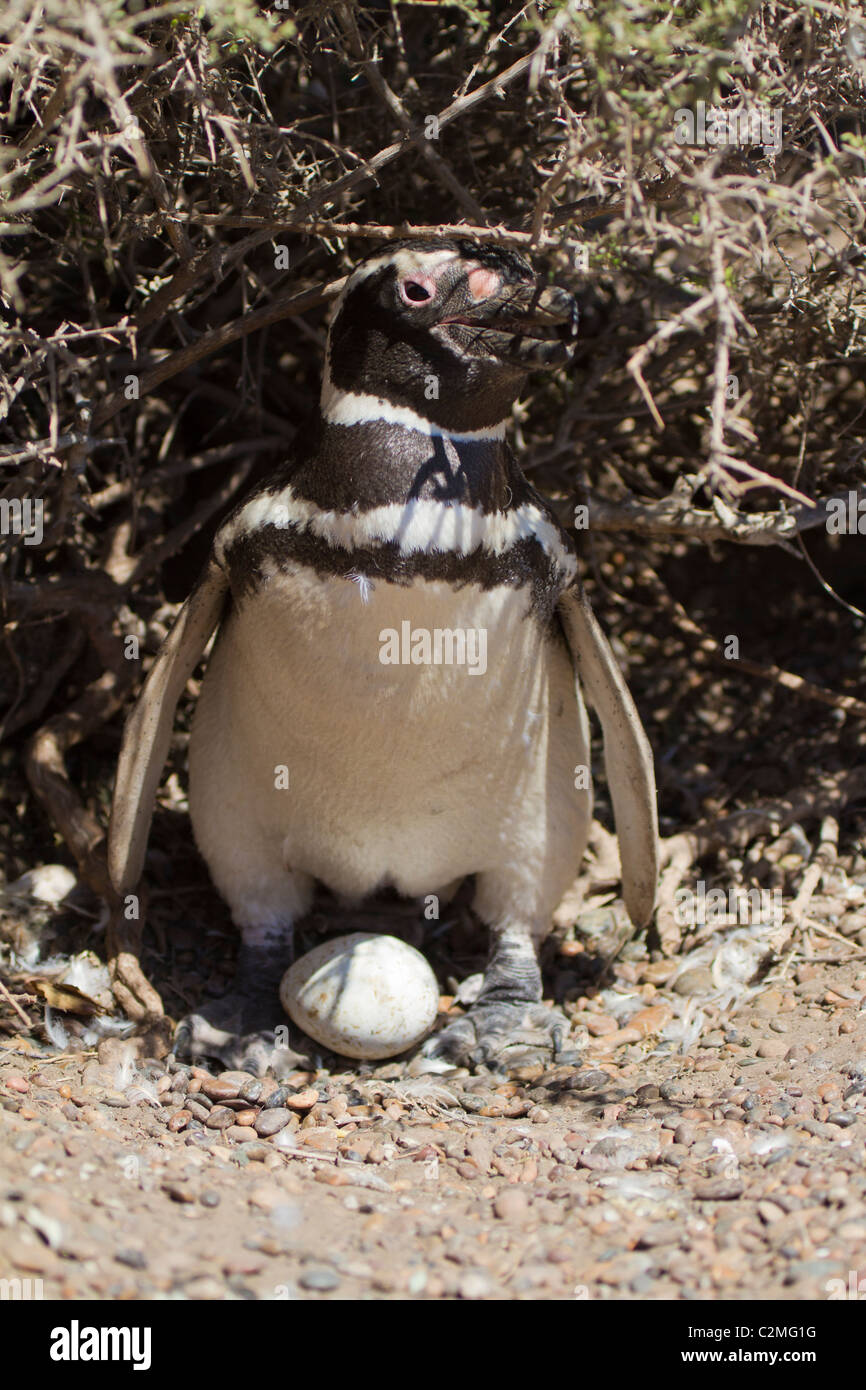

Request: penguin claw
left=174, top=1010, right=311, bottom=1076
left=421, top=1000, right=571, bottom=1072
left=173, top=936, right=312, bottom=1076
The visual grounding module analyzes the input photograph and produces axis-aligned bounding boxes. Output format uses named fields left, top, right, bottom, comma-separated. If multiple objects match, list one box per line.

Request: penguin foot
left=422, top=1000, right=571, bottom=1072
left=174, top=939, right=311, bottom=1076
left=174, top=1011, right=311, bottom=1077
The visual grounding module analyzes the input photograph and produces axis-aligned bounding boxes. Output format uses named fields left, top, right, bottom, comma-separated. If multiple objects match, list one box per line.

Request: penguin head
left=323, top=239, right=578, bottom=433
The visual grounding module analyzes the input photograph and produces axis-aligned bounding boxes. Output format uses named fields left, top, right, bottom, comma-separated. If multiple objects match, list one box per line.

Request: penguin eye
left=399, top=278, right=434, bottom=306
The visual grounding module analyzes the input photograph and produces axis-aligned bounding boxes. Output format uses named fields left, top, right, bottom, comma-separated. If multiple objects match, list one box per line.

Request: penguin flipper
left=108, top=559, right=229, bottom=897
left=557, top=584, right=659, bottom=929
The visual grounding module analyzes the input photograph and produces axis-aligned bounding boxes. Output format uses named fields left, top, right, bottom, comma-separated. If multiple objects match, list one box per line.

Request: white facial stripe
left=216, top=484, right=577, bottom=578
left=346, top=247, right=460, bottom=290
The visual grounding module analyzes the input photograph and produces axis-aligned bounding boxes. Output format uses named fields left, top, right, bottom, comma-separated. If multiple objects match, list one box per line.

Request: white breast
left=188, top=562, right=587, bottom=911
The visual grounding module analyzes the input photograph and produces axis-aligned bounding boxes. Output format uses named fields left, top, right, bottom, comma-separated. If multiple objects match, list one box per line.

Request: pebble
left=162, top=1182, right=196, bottom=1204
left=565, top=1069, right=610, bottom=1091
left=199, top=1078, right=240, bottom=1102
left=184, top=1276, right=226, bottom=1299
left=115, top=1247, right=147, bottom=1270
left=694, top=1179, right=744, bottom=1201
left=635, top=1084, right=660, bottom=1104
left=630, top=1004, right=673, bottom=1036
left=285, top=1087, right=319, bottom=1111
left=5, top=913, right=866, bottom=1305
left=7, top=1239, right=61, bottom=1274
left=585, top=1014, right=618, bottom=1036
left=205, top=1106, right=235, bottom=1130
left=227, top=1125, right=261, bottom=1143
left=458, top=1270, right=494, bottom=1299
left=263, top=1086, right=291, bottom=1110
left=248, top=1184, right=291, bottom=1212
left=254, top=1108, right=293, bottom=1137
left=637, top=1221, right=685, bottom=1247
left=299, top=1267, right=340, bottom=1292
left=492, top=1189, right=531, bottom=1221
left=753, top=988, right=784, bottom=1015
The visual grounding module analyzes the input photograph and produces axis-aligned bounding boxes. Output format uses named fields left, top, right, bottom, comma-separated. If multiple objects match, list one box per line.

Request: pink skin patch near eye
left=467, top=266, right=501, bottom=301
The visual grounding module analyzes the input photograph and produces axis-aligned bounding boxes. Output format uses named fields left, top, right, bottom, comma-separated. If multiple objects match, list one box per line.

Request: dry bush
left=0, top=1, right=864, bottom=1000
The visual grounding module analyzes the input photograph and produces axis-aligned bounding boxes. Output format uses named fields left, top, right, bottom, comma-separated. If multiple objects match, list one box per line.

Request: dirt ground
left=2, top=536, right=864, bottom=1304
left=2, top=896, right=865, bottom=1303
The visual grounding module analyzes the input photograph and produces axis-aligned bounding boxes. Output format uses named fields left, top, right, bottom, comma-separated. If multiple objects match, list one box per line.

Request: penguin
left=109, top=237, right=658, bottom=1074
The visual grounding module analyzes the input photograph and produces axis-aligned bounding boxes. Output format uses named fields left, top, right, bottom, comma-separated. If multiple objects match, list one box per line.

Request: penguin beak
left=437, top=281, right=579, bottom=369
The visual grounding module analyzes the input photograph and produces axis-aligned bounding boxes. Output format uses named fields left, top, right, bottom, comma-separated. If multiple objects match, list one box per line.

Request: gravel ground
left=2, top=943, right=865, bottom=1302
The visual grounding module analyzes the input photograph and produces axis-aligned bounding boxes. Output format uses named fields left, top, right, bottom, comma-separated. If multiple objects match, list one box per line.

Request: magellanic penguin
left=109, top=238, right=659, bottom=1074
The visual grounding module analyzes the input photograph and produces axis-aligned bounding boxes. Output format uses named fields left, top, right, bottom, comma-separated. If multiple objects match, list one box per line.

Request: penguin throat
left=303, top=418, right=521, bottom=515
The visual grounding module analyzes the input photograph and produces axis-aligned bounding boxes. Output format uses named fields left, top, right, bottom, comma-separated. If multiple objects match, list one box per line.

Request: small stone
left=222, top=1253, right=264, bottom=1276
left=228, top=1125, right=261, bottom=1143
left=458, top=1269, right=493, bottom=1299
left=239, top=1079, right=264, bottom=1104
left=298, top=1128, right=339, bottom=1151
left=184, top=1276, right=226, bottom=1299
left=285, top=1087, right=319, bottom=1111
left=243, top=1143, right=273, bottom=1163
left=168, top=1110, right=191, bottom=1132
left=564, top=1069, right=610, bottom=1091
left=784, top=1259, right=846, bottom=1286
left=200, top=1190, right=221, bottom=1208
left=629, top=1004, right=673, bottom=1036
left=248, top=1184, right=286, bottom=1211
left=637, top=1222, right=685, bottom=1248
left=158, top=1091, right=185, bottom=1109
left=756, top=1039, right=788, bottom=1059
left=493, top=1189, right=530, bottom=1221
left=115, top=1247, right=147, bottom=1270
left=254, top=1108, right=292, bottom=1137
left=205, top=1105, right=235, bottom=1129
left=694, top=1178, right=744, bottom=1201
left=200, top=1078, right=240, bottom=1102
left=635, top=1084, right=660, bottom=1104
left=7, top=1239, right=61, bottom=1275
left=263, top=1086, right=291, bottom=1110
left=299, top=1267, right=340, bottom=1292
left=162, top=1182, right=195, bottom=1204
left=585, top=1014, right=618, bottom=1036
left=753, top=988, right=784, bottom=1015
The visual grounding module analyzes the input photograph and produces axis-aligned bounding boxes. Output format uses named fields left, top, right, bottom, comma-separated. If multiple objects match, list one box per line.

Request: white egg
left=280, top=932, right=439, bottom=1060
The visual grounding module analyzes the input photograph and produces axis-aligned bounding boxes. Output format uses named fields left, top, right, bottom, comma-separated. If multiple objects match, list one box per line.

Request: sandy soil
left=2, top=930, right=865, bottom=1302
